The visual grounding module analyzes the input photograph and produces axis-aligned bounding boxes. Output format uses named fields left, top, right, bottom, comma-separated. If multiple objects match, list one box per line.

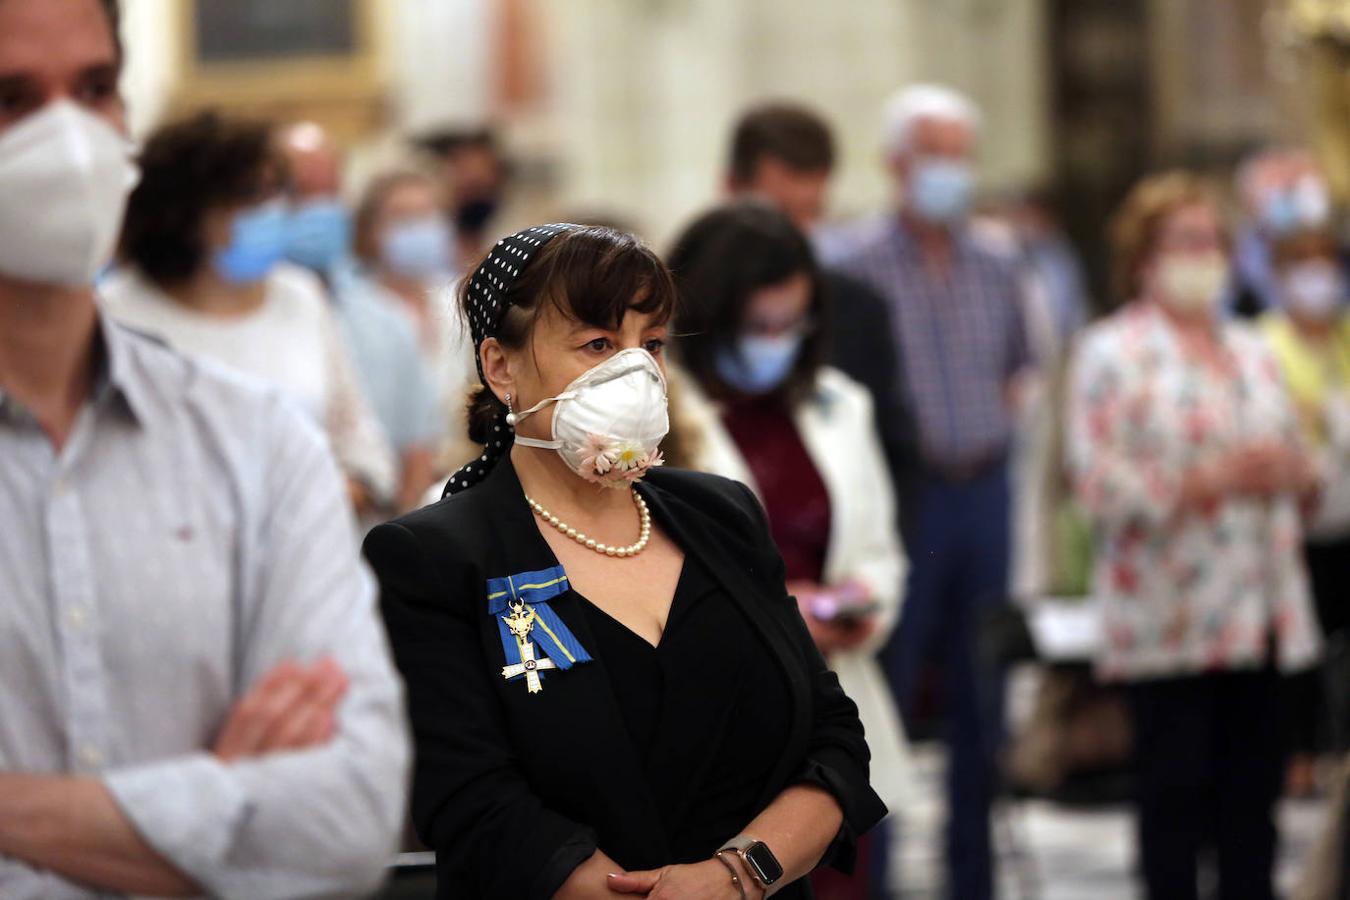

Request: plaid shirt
left=824, top=217, right=1030, bottom=467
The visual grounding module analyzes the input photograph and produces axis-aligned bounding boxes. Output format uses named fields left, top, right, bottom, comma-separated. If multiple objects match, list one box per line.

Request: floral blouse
left=1067, top=302, right=1320, bottom=682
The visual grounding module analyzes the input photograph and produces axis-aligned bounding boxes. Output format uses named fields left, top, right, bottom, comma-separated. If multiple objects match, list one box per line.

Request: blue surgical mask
left=908, top=158, right=974, bottom=225
left=286, top=198, right=350, bottom=274
left=380, top=215, right=454, bottom=280
left=213, top=200, right=288, bottom=284
left=1261, top=191, right=1300, bottom=237
left=715, top=333, right=804, bottom=395
left=1263, top=177, right=1332, bottom=236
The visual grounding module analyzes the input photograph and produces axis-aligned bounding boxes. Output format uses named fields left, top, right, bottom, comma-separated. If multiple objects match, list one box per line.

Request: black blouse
left=579, top=555, right=792, bottom=862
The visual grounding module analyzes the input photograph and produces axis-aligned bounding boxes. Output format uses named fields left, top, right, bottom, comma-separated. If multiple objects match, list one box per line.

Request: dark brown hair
left=119, top=110, right=283, bottom=286
left=728, top=102, right=835, bottom=185
left=667, top=200, right=828, bottom=405
left=462, top=226, right=678, bottom=444
left=1272, top=228, right=1339, bottom=270
left=416, top=126, right=500, bottom=160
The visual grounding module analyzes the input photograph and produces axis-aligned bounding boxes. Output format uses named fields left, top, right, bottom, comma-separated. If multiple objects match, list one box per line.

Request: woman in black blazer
left=365, top=224, right=884, bottom=899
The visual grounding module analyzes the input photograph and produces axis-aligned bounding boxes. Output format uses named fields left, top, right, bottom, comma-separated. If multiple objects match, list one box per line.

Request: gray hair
left=881, top=83, right=981, bottom=158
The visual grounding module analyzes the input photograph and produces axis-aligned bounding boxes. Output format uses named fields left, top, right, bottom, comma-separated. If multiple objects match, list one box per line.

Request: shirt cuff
left=103, top=753, right=251, bottom=882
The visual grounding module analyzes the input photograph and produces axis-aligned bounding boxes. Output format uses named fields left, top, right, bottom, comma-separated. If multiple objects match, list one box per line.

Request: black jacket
left=364, top=459, right=886, bottom=899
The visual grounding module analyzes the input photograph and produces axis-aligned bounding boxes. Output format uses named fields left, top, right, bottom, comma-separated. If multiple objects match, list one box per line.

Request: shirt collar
left=0, top=308, right=146, bottom=426
left=93, top=307, right=152, bottom=427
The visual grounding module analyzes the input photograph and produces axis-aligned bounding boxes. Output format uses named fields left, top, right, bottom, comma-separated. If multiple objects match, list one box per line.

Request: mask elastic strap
left=507, top=389, right=578, bottom=451
left=514, top=435, right=564, bottom=450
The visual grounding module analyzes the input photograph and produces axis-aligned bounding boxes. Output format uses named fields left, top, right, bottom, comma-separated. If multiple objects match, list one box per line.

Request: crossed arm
left=0, top=402, right=408, bottom=898
left=0, top=659, right=349, bottom=896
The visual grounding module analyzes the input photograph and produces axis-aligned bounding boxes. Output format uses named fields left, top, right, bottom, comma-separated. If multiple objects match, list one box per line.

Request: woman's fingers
left=607, top=870, right=661, bottom=894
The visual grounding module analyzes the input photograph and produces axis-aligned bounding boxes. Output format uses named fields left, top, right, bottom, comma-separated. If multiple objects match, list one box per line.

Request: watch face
left=745, top=842, right=784, bottom=884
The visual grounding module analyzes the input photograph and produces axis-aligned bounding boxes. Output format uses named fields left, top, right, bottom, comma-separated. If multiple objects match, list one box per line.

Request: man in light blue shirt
left=280, top=121, right=440, bottom=514
left=0, top=1, right=409, bottom=896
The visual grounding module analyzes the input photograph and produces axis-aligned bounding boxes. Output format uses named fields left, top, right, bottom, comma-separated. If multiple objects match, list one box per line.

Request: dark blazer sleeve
left=364, top=521, right=597, bottom=899
left=730, top=481, right=888, bottom=872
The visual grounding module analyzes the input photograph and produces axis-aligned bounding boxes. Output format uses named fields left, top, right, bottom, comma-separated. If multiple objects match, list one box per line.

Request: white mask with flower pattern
left=510, top=348, right=669, bottom=487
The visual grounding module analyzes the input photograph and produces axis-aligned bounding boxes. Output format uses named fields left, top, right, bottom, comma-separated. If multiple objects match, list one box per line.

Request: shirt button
left=67, top=607, right=87, bottom=628
left=52, top=477, right=69, bottom=497
left=78, top=745, right=103, bottom=768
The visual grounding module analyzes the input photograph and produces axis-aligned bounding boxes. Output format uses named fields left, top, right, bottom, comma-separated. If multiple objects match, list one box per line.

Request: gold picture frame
left=170, top=0, right=384, bottom=140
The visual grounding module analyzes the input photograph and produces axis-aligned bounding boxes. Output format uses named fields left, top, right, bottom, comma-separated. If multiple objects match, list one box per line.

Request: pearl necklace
left=525, top=490, right=652, bottom=558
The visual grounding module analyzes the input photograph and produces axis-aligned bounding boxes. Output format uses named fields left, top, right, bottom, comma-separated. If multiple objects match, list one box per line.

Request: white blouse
left=101, top=264, right=396, bottom=503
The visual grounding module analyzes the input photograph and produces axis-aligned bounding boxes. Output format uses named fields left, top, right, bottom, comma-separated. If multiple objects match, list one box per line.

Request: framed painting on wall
left=171, top=0, right=384, bottom=140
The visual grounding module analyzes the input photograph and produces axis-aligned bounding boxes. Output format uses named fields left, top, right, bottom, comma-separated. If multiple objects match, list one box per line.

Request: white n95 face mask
left=0, top=101, right=139, bottom=286
left=511, top=348, right=670, bottom=487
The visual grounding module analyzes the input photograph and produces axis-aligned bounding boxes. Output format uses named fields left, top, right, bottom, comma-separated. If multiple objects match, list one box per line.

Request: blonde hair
left=1108, top=170, right=1228, bottom=304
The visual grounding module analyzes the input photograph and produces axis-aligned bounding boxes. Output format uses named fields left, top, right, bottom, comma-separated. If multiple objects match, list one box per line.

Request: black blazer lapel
left=474, top=460, right=671, bottom=869
left=636, top=480, right=814, bottom=816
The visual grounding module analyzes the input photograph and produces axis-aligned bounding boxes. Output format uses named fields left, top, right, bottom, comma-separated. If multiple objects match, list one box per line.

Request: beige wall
left=539, top=0, right=1052, bottom=240
left=117, top=0, right=1053, bottom=240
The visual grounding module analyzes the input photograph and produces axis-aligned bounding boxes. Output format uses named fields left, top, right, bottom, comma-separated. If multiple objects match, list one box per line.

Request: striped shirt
left=0, top=312, right=408, bottom=898
left=824, top=217, right=1030, bottom=467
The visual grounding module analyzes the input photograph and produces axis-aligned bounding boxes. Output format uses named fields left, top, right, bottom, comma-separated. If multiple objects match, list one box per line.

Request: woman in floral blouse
left=1067, top=172, right=1321, bottom=900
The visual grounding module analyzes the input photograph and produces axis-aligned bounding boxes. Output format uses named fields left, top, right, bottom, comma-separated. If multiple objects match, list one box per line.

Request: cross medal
left=501, top=602, right=556, bottom=693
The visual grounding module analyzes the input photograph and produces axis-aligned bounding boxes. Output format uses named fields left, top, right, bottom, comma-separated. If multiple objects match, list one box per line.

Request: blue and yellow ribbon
left=487, top=566, right=592, bottom=684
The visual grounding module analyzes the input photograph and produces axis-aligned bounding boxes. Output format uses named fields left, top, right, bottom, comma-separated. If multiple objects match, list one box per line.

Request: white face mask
left=1156, top=253, right=1228, bottom=316
left=511, top=348, right=670, bottom=488
left=1282, top=260, right=1346, bottom=321
left=0, top=101, right=139, bottom=286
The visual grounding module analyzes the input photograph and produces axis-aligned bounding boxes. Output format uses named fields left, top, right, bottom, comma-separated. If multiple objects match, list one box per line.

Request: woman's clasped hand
left=608, top=860, right=766, bottom=900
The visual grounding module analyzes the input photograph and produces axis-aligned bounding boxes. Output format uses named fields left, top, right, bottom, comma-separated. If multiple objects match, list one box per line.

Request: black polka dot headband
left=444, top=223, right=575, bottom=496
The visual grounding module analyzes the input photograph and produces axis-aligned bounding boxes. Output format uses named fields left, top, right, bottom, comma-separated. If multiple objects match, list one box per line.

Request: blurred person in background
left=1003, top=187, right=1092, bottom=349
left=825, top=83, right=1033, bottom=900
left=103, top=111, right=398, bottom=516
left=1068, top=171, right=1322, bottom=900
left=352, top=169, right=475, bottom=468
left=1260, top=227, right=1350, bottom=790
left=281, top=122, right=440, bottom=515
left=668, top=201, right=911, bottom=899
left=1230, top=147, right=1337, bottom=318
left=969, top=189, right=1086, bottom=602
left=0, top=0, right=408, bottom=895
left=726, top=100, right=921, bottom=542
left=419, top=126, right=509, bottom=270
left=279, top=120, right=351, bottom=283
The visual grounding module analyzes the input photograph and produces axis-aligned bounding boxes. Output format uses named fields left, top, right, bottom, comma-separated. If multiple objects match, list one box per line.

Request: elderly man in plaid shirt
left=823, top=83, right=1033, bottom=900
